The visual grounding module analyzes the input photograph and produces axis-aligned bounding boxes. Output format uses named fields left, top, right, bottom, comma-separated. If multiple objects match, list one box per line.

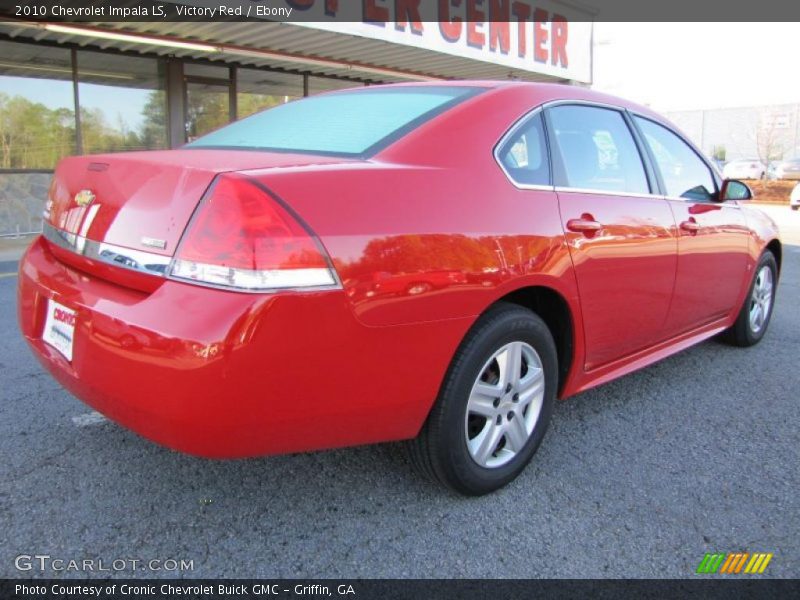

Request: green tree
left=186, top=87, right=229, bottom=141
left=138, top=90, right=168, bottom=150
left=0, top=93, right=75, bottom=169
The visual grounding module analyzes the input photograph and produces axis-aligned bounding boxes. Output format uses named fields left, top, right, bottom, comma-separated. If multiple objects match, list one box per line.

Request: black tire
left=791, top=205, right=799, bottom=211
left=406, top=303, right=558, bottom=495
left=721, top=251, right=778, bottom=347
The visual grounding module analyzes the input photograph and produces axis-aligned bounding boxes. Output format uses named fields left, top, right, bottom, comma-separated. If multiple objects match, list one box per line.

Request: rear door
left=632, top=116, right=750, bottom=334
left=545, top=104, right=678, bottom=370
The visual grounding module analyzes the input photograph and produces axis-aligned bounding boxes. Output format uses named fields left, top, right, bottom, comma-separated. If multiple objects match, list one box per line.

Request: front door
left=632, top=116, right=750, bottom=334
left=546, top=104, right=678, bottom=370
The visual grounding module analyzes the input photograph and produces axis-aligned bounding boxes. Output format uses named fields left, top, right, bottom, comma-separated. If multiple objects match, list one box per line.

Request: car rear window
left=186, top=86, right=483, bottom=158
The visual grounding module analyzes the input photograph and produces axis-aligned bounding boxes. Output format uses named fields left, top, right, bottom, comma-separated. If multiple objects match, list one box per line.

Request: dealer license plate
left=42, top=299, right=76, bottom=362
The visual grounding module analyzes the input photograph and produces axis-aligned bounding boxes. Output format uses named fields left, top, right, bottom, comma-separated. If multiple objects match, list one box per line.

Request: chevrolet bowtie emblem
left=74, top=189, right=95, bottom=207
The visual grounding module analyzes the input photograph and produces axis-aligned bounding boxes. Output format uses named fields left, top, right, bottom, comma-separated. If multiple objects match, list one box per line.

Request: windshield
left=186, top=86, right=483, bottom=158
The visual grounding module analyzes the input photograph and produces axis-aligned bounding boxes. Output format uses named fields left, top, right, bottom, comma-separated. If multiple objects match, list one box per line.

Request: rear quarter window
left=497, top=111, right=551, bottom=186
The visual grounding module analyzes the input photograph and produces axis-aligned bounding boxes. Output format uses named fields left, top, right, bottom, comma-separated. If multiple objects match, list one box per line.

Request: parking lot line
left=71, top=412, right=109, bottom=427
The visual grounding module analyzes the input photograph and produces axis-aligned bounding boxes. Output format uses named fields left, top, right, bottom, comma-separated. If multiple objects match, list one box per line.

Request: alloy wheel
left=749, top=265, right=774, bottom=334
left=465, top=341, right=545, bottom=468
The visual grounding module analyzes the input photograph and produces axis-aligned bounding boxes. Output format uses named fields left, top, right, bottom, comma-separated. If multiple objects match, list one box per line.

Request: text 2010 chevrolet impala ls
left=18, top=82, right=780, bottom=495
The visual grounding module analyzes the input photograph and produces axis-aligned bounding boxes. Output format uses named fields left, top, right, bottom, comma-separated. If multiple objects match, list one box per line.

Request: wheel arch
left=491, top=285, right=576, bottom=396
left=766, top=238, right=782, bottom=276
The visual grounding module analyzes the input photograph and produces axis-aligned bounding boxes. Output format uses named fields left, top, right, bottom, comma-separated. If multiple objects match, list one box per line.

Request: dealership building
left=666, top=104, right=800, bottom=163
left=0, top=1, right=594, bottom=236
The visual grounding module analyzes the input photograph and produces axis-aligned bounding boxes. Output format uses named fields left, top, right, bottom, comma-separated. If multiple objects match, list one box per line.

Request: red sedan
left=18, top=82, right=781, bottom=495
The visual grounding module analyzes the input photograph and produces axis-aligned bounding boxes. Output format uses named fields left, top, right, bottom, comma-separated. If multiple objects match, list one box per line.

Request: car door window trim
left=542, top=101, right=657, bottom=196
left=494, top=99, right=725, bottom=203
left=628, top=113, right=722, bottom=203
left=553, top=186, right=665, bottom=199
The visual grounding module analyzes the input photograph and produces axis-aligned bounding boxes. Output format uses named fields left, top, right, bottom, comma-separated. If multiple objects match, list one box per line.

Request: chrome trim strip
left=554, top=186, right=664, bottom=200
left=506, top=182, right=555, bottom=192
left=43, top=222, right=171, bottom=277
left=541, top=98, right=627, bottom=112
left=42, top=222, right=344, bottom=294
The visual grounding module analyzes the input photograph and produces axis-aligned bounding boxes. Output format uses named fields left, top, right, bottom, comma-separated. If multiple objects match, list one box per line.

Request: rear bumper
left=18, top=237, right=470, bottom=457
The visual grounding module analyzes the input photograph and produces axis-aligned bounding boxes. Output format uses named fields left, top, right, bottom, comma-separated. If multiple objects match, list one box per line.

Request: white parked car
left=775, top=158, right=800, bottom=181
left=723, top=159, right=766, bottom=180
left=791, top=182, right=800, bottom=210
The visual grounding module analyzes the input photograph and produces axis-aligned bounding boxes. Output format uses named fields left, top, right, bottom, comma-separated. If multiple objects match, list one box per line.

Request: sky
left=0, top=77, right=151, bottom=130
left=591, top=23, right=800, bottom=112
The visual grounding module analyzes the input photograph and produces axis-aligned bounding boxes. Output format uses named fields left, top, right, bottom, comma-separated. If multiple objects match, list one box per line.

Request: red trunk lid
left=47, top=149, right=347, bottom=258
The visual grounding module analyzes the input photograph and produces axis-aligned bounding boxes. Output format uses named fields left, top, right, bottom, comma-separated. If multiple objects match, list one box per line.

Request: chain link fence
left=0, top=171, right=51, bottom=237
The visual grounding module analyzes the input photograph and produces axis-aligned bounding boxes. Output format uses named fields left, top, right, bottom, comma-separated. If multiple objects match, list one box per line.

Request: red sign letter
left=511, top=1, right=530, bottom=58
left=488, top=0, right=510, bottom=54
left=395, top=0, right=424, bottom=34
left=533, top=8, right=549, bottom=64
left=551, top=15, right=568, bottom=67
left=466, top=0, right=485, bottom=48
left=439, top=0, right=463, bottom=43
left=364, top=0, right=389, bottom=25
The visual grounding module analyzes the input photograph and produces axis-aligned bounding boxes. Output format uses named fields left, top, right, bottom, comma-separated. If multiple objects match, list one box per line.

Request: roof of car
left=347, top=80, right=664, bottom=121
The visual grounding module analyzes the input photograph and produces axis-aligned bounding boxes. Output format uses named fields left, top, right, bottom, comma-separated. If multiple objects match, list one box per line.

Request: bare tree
left=755, top=109, right=790, bottom=185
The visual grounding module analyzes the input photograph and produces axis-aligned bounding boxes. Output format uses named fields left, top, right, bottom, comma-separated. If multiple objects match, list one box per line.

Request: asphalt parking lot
left=1, top=206, right=798, bottom=579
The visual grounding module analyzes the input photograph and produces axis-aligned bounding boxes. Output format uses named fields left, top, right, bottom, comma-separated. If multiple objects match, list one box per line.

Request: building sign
left=760, top=111, right=791, bottom=130
left=166, top=0, right=593, bottom=83
left=290, top=1, right=593, bottom=83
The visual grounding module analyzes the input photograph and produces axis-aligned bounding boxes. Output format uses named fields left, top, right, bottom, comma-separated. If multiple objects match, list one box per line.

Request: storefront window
left=184, top=63, right=231, bottom=142
left=0, top=40, right=370, bottom=235
left=77, top=51, right=167, bottom=154
left=0, top=41, right=75, bottom=169
left=237, top=69, right=302, bottom=118
left=186, top=81, right=230, bottom=142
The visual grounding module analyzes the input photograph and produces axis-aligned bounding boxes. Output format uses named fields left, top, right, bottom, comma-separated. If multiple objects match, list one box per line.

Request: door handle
left=680, top=218, right=700, bottom=233
left=566, top=216, right=603, bottom=234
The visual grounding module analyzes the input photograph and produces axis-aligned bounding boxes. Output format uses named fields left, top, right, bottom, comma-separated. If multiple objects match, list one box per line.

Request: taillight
left=170, top=174, right=338, bottom=292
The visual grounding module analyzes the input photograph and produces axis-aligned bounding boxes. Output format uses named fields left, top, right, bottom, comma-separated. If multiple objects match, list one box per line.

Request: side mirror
left=720, top=179, right=753, bottom=201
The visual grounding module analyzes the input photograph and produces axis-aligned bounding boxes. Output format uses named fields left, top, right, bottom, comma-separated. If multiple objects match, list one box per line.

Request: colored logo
left=697, top=552, right=773, bottom=574
left=74, top=189, right=95, bottom=207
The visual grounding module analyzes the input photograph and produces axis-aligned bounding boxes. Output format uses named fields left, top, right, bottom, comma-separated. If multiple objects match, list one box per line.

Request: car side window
left=547, top=105, right=650, bottom=194
left=634, top=117, right=717, bottom=201
left=497, top=112, right=551, bottom=186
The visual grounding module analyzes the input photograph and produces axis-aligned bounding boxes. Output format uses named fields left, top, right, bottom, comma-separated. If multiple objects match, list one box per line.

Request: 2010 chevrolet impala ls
left=18, top=82, right=781, bottom=495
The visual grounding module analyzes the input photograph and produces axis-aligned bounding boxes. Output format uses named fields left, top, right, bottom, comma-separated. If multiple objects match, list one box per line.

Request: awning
left=0, top=17, right=592, bottom=84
